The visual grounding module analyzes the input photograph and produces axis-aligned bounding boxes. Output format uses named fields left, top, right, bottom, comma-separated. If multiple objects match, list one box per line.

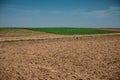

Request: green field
left=26, top=28, right=115, bottom=35
left=0, top=27, right=118, bottom=35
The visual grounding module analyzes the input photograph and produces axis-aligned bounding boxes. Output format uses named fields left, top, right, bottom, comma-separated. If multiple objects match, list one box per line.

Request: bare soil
left=0, top=29, right=66, bottom=41
left=0, top=34, right=120, bottom=80
left=98, top=28, right=120, bottom=31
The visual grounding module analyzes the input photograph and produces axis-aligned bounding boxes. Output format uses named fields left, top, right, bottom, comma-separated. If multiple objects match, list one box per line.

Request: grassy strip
left=25, top=27, right=115, bottom=35
left=0, top=27, right=119, bottom=35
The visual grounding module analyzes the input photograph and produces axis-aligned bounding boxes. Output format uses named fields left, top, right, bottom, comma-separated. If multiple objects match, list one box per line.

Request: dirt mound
left=0, top=34, right=120, bottom=80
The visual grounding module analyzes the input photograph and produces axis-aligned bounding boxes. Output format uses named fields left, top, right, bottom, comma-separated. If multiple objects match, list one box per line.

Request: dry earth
left=98, top=28, right=120, bottom=31
left=0, top=29, right=66, bottom=41
left=0, top=33, right=120, bottom=80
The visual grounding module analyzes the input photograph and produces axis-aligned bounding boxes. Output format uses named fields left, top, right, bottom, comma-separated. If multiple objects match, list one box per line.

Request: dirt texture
left=0, top=34, right=120, bottom=80
left=98, top=28, right=120, bottom=31
left=0, top=29, right=65, bottom=41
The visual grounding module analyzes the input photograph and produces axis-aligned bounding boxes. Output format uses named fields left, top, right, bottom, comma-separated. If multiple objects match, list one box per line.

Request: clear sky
left=0, top=0, right=120, bottom=28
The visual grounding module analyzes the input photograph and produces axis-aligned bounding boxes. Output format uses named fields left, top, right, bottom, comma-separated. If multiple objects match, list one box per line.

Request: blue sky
left=0, top=0, right=120, bottom=28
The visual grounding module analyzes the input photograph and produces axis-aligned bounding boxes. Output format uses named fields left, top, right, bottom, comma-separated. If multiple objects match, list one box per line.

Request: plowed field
left=0, top=34, right=120, bottom=80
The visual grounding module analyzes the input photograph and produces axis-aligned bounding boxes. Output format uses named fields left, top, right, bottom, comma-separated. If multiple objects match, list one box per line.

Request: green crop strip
left=25, top=27, right=115, bottom=35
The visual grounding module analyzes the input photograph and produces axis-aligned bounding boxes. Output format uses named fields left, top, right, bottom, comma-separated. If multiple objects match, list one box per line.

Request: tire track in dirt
left=0, top=33, right=120, bottom=42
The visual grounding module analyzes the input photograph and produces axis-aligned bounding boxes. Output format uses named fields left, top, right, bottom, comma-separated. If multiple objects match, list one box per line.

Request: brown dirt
left=0, top=34, right=120, bottom=80
left=0, top=29, right=66, bottom=41
left=98, top=28, right=120, bottom=31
